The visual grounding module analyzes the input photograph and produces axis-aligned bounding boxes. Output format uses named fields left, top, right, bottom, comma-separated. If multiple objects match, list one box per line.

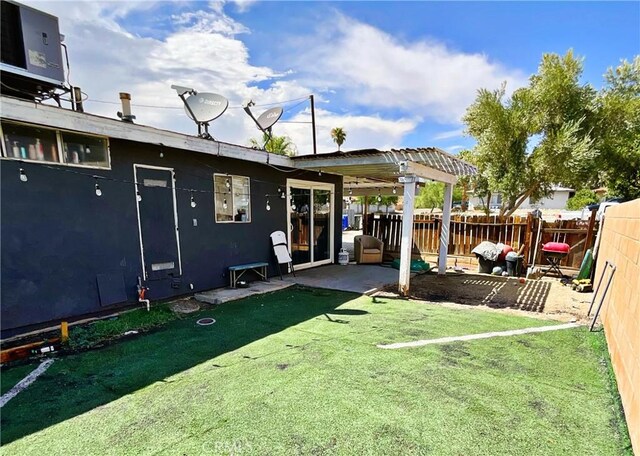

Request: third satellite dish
left=256, top=107, right=283, bottom=131
left=184, top=93, right=229, bottom=123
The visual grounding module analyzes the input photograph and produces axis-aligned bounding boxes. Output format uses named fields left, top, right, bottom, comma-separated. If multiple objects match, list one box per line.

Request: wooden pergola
left=292, top=148, right=477, bottom=295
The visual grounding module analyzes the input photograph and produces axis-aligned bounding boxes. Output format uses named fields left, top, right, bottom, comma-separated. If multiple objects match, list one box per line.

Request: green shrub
left=566, top=189, right=599, bottom=210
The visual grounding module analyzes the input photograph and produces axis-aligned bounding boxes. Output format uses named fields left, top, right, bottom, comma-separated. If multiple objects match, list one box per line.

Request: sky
left=24, top=0, right=640, bottom=155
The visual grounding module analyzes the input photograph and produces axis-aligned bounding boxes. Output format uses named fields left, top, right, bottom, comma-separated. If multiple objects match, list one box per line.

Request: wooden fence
left=365, top=213, right=598, bottom=269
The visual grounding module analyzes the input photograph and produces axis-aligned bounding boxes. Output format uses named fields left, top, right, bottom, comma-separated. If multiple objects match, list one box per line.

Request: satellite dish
left=256, top=107, right=283, bottom=131
left=243, top=102, right=284, bottom=150
left=171, top=84, right=228, bottom=140
left=184, top=93, right=229, bottom=123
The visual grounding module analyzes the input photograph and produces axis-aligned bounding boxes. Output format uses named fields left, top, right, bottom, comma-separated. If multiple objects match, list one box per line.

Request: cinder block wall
left=596, top=198, right=640, bottom=453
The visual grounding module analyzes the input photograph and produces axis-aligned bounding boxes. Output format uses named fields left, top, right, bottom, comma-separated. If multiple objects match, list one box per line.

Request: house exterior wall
left=596, top=198, right=640, bottom=454
left=1, top=138, right=342, bottom=337
left=469, top=190, right=573, bottom=211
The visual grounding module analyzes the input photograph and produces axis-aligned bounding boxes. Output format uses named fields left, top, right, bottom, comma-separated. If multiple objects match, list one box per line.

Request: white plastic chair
left=270, top=230, right=296, bottom=280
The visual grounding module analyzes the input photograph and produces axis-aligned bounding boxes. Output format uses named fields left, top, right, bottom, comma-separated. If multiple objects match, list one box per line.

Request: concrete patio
left=283, top=263, right=401, bottom=294
left=195, top=263, right=402, bottom=305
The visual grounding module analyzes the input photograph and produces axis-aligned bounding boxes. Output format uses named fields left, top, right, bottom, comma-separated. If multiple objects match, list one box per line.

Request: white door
left=287, top=179, right=334, bottom=270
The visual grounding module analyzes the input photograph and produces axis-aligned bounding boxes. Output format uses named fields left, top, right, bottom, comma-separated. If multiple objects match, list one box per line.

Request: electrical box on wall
left=0, top=0, right=65, bottom=98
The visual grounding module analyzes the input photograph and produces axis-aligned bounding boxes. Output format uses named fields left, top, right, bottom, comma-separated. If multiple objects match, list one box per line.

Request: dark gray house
left=1, top=96, right=342, bottom=337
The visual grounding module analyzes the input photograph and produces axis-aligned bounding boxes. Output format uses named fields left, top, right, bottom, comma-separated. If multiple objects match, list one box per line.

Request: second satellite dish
left=184, top=93, right=229, bottom=123
left=256, top=107, right=283, bottom=131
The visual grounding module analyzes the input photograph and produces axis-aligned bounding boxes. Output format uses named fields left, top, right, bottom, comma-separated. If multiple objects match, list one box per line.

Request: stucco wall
left=595, top=198, right=640, bottom=454
left=1, top=139, right=343, bottom=336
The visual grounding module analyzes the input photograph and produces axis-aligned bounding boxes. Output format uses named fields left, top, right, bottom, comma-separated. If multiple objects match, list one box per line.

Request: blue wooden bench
left=228, top=262, right=269, bottom=288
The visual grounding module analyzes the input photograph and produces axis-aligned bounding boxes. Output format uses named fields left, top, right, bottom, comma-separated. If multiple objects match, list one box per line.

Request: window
left=2, top=122, right=59, bottom=163
left=214, top=174, right=251, bottom=223
left=1, top=121, right=110, bottom=168
left=60, top=132, right=109, bottom=168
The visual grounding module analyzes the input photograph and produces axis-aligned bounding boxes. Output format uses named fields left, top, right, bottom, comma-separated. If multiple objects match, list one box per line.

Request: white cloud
left=433, top=129, right=464, bottom=140
left=229, top=0, right=257, bottom=13
left=279, top=108, right=417, bottom=155
left=292, top=15, right=527, bottom=124
left=20, top=2, right=527, bottom=153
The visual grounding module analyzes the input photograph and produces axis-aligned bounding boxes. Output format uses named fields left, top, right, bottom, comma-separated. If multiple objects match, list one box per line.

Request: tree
left=592, top=57, right=640, bottom=199
left=330, top=127, right=347, bottom=151
left=458, top=149, right=491, bottom=215
left=355, top=195, right=398, bottom=212
left=566, top=189, right=599, bottom=210
left=415, top=182, right=444, bottom=212
left=249, top=132, right=297, bottom=156
left=463, top=50, right=597, bottom=216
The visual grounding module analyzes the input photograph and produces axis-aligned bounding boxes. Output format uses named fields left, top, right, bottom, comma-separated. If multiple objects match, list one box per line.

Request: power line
left=84, top=95, right=311, bottom=111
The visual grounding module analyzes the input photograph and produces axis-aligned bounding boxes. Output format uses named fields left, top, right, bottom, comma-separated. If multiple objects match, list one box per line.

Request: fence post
left=583, top=208, right=598, bottom=258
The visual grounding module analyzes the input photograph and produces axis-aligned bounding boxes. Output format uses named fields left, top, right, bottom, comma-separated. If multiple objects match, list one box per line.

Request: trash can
left=342, top=214, right=349, bottom=231
left=353, top=215, right=362, bottom=230
left=505, top=253, right=523, bottom=277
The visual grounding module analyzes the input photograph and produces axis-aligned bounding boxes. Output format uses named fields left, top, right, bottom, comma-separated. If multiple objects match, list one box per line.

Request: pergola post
left=438, top=182, right=454, bottom=275
left=398, top=175, right=416, bottom=295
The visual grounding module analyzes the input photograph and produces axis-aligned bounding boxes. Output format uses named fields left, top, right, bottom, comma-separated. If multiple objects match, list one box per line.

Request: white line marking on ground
left=377, top=323, right=581, bottom=349
left=0, top=359, right=54, bottom=407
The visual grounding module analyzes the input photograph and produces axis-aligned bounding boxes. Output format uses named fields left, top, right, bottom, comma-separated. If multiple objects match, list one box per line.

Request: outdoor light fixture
left=190, top=192, right=197, bottom=208
left=136, top=189, right=142, bottom=202
left=19, top=168, right=27, bottom=182
left=265, top=196, right=271, bottom=211
left=94, top=179, right=102, bottom=197
left=225, top=178, right=231, bottom=189
left=348, top=187, right=353, bottom=196
left=392, top=186, right=397, bottom=194
left=223, top=198, right=228, bottom=210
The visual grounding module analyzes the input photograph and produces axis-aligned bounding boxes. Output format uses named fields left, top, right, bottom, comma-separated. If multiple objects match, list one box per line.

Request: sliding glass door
left=288, top=180, right=334, bottom=269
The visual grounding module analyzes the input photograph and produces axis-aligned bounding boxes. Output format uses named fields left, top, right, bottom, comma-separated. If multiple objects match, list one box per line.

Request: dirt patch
left=170, top=299, right=200, bottom=314
left=381, top=272, right=592, bottom=323
left=276, top=363, right=289, bottom=370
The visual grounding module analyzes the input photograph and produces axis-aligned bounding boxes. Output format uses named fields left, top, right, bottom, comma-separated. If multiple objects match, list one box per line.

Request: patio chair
left=270, top=230, right=296, bottom=280
left=354, top=235, right=384, bottom=264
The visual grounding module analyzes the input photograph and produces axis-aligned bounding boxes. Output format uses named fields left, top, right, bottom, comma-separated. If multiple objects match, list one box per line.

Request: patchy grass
left=0, top=287, right=631, bottom=455
left=67, top=303, right=178, bottom=350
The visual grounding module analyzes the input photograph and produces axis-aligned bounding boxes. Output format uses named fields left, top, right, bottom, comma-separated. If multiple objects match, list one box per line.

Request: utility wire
left=84, top=95, right=311, bottom=111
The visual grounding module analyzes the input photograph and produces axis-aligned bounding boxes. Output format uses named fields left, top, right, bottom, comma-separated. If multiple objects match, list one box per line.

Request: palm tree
left=331, top=127, right=347, bottom=151
left=249, top=132, right=297, bottom=156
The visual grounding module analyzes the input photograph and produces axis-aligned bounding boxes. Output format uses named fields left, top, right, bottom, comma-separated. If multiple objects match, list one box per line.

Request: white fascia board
left=293, top=154, right=398, bottom=169
left=0, top=96, right=294, bottom=168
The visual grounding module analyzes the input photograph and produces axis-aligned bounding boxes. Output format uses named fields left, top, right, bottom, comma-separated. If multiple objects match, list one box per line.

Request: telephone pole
left=310, top=94, right=317, bottom=155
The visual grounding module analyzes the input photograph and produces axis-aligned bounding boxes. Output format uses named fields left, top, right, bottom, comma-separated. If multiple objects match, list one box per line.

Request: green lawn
left=0, top=287, right=631, bottom=455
